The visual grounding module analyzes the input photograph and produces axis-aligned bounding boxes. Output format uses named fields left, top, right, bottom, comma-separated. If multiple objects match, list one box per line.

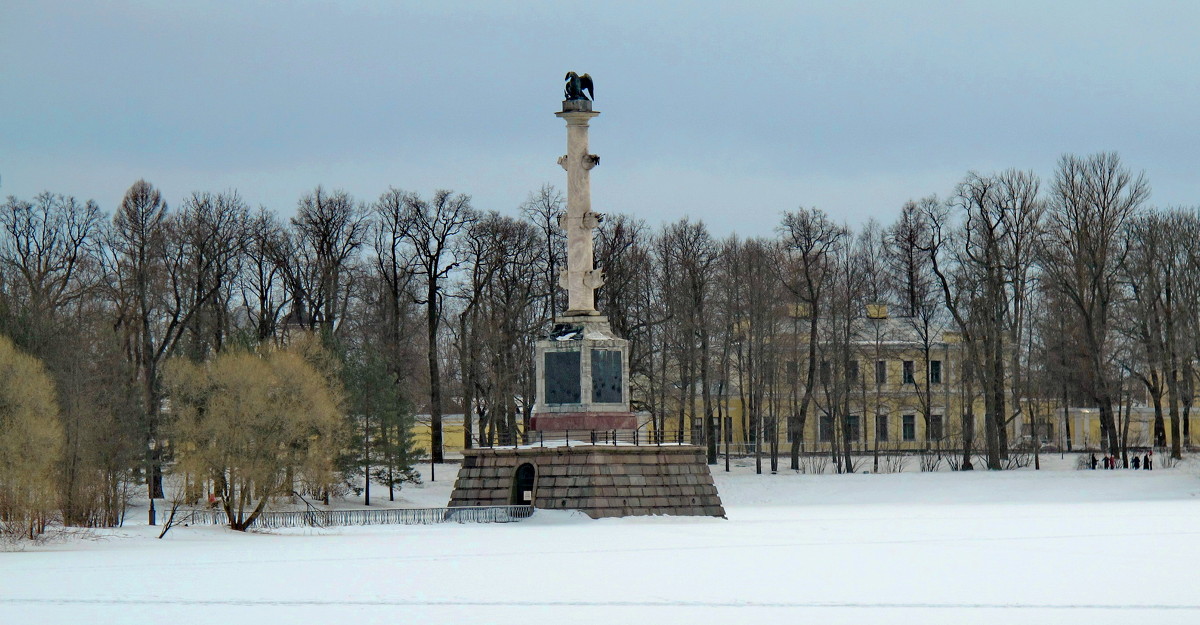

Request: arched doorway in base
left=510, top=463, right=536, bottom=505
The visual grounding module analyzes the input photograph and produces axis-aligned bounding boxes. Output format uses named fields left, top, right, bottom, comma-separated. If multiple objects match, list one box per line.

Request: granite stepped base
left=448, top=445, right=725, bottom=519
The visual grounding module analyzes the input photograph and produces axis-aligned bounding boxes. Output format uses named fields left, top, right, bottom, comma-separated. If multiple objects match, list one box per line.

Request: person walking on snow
left=1144, top=451, right=1153, bottom=470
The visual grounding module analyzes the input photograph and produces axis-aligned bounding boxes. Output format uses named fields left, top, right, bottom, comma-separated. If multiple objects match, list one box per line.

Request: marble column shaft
left=556, top=109, right=603, bottom=316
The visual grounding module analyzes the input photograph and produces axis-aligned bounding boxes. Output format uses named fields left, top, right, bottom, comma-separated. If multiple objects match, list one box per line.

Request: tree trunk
left=1167, top=357, right=1183, bottom=459
left=961, top=362, right=975, bottom=471
left=1149, top=376, right=1165, bottom=448
left=992, top=323, right=1008, bottom=460
left=364, top=413, right=371, bottom=506
left=792, top=313, right=819, bottom=471
left=1121, top=391, right=1133, bottom=467
left=426, top=280, right=444, bottom=464
left=1062, top=388, right=1072, bottom=452
left=701, top=322, right=716, bottom=464
left=1098, top=396, right=1119, bottom=457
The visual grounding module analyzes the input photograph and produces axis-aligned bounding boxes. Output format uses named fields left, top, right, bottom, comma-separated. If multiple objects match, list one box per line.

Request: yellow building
left=411, top=413, right=468, bottom=458
left=1060, top=406, right=1195, bottom=451
left=658, top=309, right=1196, bottom=454
left=654, top=311, right=1003, bottom=455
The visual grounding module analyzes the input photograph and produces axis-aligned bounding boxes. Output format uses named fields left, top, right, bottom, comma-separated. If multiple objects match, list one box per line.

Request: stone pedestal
left=532, top=314, right=636, bottom=433
left=448, top=445, right=725, bottom=519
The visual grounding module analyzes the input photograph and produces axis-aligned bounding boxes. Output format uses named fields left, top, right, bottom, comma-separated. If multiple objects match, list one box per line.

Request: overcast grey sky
left=3, top=1, right=1198, bottom=236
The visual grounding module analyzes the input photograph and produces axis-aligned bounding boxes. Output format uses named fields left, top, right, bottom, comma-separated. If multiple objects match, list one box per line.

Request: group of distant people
left=1090, top=451, right=1153, bottom=470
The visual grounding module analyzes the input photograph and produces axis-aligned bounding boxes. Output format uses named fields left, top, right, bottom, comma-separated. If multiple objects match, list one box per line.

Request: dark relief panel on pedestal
left=591, top=349, right=622, bottom=404
left=545, top=351, right=581, bottom=404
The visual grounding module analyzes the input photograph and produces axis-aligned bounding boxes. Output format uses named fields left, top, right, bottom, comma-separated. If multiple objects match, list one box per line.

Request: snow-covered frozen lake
left=4, top=456, right=1199, bottom=624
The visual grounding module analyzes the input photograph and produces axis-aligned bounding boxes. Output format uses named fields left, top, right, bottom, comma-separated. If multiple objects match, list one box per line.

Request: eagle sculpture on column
left=564, top=72, right=595, bottom=101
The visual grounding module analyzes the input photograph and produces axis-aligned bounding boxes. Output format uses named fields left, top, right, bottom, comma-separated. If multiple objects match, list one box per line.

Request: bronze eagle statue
left=564, top=71, right=594, bottom=101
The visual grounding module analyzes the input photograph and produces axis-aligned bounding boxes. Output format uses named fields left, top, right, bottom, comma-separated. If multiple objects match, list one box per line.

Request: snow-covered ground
left=4, top=455, right=1200, bottom=624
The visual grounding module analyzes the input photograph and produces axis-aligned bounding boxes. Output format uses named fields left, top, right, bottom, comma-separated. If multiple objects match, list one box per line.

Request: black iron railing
left=179, top=505, right=534, bottom=529
left=472, top=428, right=705, bottom=448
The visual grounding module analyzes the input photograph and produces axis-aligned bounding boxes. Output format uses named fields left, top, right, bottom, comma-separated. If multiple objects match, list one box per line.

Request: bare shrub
left=1156, top=452, right=1180, bottom=469
left=1002, top=451, right=1032, bottom=470
left=803, top=454, right=829, bottom=475
left=919, top=452, right=943, bottom=472
left=882, top=453, right=907, bottom=474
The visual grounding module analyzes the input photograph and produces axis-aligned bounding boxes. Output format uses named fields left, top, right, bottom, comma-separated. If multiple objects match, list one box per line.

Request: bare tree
left=238, top=208, right=288, bottom=343
left=996, top=171, right=1045, bottom=464
left=0, top=192, right=103, bottom=327
left=813, top=227, right=870, bottom=473
left=855, top=219, right=895, bottom=472
left=887, top=202, right=945, bottom=456
left=1120, top=209, right=1190, bottom=459
left=779, top=208, right=846, bottom=470
left=657, top=219, right=720, bottom=461
left=456, top=212, right=544, bottom=444
left=520, top=184, right=566, bottom=323
left=921, top=170, right=1042, bottom=469
left=176, top=191, right=251, bottom=359
left=400, top=190, right=476, bottom=464
left=1041, top=153, right=1148, bottom=458
left=725, top=237, right=783, bottom=473
left=283, top=187, right=367, bottom=338
left=107, top=180, right=174, bottom=498
left=370, top=188, right=421, bottom=407
left=1175, top=211, right=1200, bottom=448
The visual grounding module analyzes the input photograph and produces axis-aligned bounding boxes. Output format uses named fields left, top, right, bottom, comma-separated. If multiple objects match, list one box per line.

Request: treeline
left=0, top=182, right=428, bottom=539
left=533, top=152, right=1193, bottom=474
left=0, top=151, right=1193, bottom=538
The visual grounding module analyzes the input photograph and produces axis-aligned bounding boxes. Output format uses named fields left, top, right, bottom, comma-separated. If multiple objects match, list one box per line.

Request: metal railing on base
left=473, top=428, right=705, bottom=448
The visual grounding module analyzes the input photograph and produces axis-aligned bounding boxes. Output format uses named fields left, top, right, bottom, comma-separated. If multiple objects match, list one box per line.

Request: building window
left=903, top=360, right=915, bottom=384
left=929, top=414, right=943, bottom=440
left=820, top=361, right=831, bottom=385
left=1034, top=420, right=1053, bottom=443
left=930, top=360, right=942, bottom=384
left=876, top=414, right=888, bottom=441
left=819, top=415, right=833, bottom=442
left=847, top=415, right=861, bottom=442
left=785, top=416, right=804, bottom=443
left=875, top=360, right=887, bottom=385
left=902, top=414, right=916, bottom=441
left=847, top=360, right=859, bottom=383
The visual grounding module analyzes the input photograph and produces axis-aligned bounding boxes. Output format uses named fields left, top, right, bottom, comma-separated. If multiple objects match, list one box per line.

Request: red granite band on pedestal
left=530, top=412, right=637, bottom=431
